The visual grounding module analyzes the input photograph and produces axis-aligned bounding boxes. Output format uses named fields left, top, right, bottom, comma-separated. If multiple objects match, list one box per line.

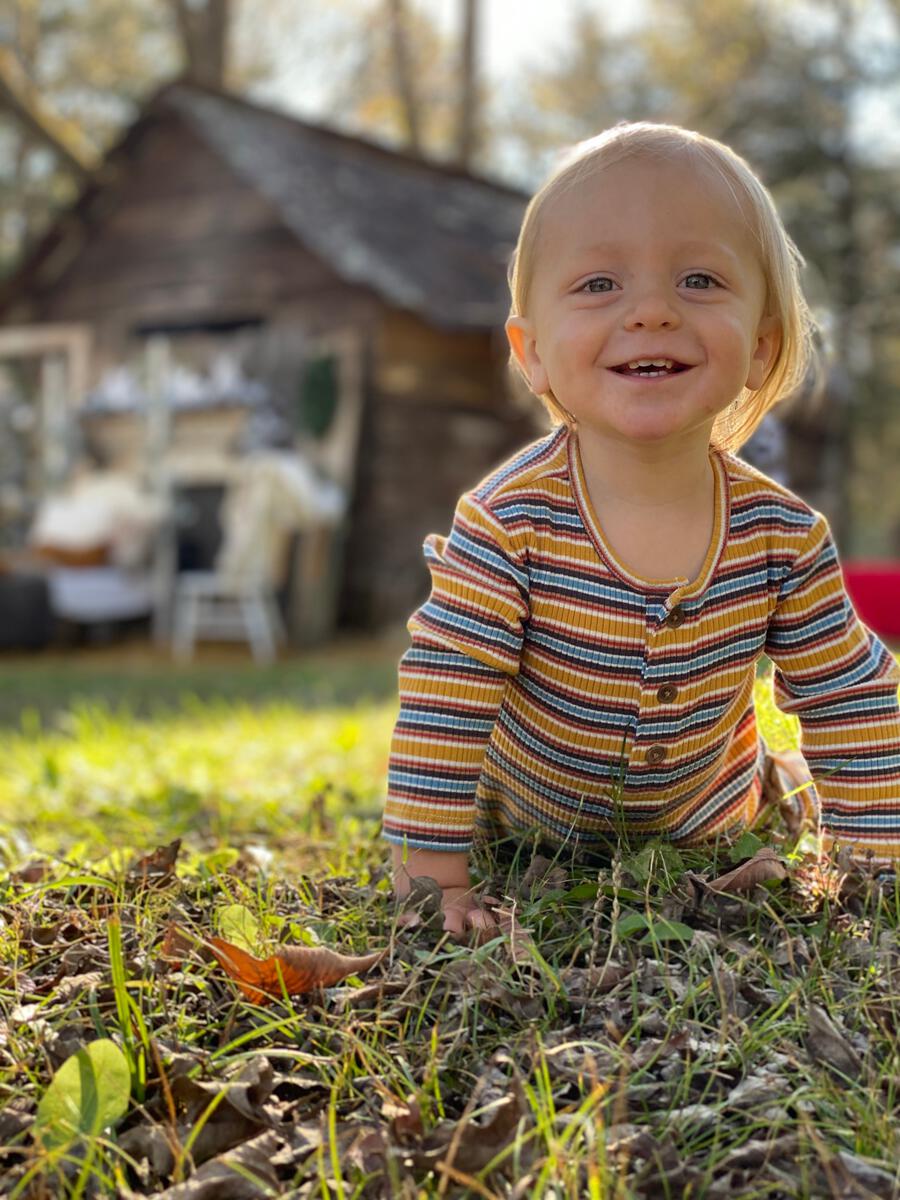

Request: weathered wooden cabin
left=0, top=80, right=539, bottom=630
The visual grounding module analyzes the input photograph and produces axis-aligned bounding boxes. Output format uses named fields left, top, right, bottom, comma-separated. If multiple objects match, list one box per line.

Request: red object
left=843, top=561, right=900, bottom=640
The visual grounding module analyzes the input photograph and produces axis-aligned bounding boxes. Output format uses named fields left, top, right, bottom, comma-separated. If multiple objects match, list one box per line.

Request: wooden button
left=646, top=744, right=667, bottom=765
left=666, top=605, right=685, bottom=628
left=657, top=684, right=678, bottom=703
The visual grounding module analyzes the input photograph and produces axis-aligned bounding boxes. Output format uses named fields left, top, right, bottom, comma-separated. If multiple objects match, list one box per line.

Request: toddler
left=382, top=122, right=900, bottom=937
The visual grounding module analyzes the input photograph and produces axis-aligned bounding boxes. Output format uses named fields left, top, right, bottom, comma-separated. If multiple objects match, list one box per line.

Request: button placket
left=665, top=604, right=686, bottom=628
left=639, top=598, right=676, bottom=765
left=640, top=600, right=681, bottom=761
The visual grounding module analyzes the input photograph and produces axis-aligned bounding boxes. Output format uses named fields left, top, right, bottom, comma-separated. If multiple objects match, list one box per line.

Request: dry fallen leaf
left=381, top=1093, right=423, bottom=1143
left=331, top=979, right=410, bottom=1013
left=631, top=1028, right=691, bottom=1070
left=832, top=1150, right=898, bottom=1198
left=345, top=1126, right=390, bottom=1176
left=443, top=958, right=544, bottom=1021
left=772, top=933, right=812, bottom=972
left=338, top=1073, right=532, bottom=1186
left=400, top=874, right=444, bottom=917
left=159, top=922, right=197, bottom=970
left=805, top=1003, right=864, bottom=1082
left=414, top=1077, right=531, bottom=1177
left=205, top=935, right=385, bottom=1004
left=559, top=962, right=630, bottom=1000
left=707, top=847, right=787, bottom=894
left=53, top=971, right=105, bottom=1002
left=519, top=853, right=569, bottom=896
left=717, top=1133, right=798, bottom=1172
left=128, top=839, right=181, bottom=887
left=542, top=1036, right=620, bottom=1083
left=760, top=756, right=809, bottom=838
left=396, top=874, right=444, bottom=932
left=152, top=1128, right=281, bottom=1199
left=13, top=860, right=51, bottom=884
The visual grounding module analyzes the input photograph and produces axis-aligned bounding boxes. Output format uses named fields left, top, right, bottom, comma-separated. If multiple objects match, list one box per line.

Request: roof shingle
left=164, top=84, right=526, bottom=330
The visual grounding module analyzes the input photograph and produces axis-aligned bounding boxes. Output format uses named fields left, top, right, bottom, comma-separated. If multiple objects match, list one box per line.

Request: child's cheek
left=553, top=318, right=596, bottom=363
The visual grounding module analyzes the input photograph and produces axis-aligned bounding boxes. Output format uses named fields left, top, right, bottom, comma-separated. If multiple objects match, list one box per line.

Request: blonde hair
left=507, top=121, right=820, bottom=453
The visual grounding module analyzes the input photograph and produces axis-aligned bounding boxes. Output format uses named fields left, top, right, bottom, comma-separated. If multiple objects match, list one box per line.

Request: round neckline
left=566, top=429, right=730, bottom=602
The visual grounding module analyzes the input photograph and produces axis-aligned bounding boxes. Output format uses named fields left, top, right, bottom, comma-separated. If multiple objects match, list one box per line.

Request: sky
left=251, top=0, right=900, bottom=179
left=436, top=0, right=643, bottom=83
left=252, top=0, right=641, bottom=132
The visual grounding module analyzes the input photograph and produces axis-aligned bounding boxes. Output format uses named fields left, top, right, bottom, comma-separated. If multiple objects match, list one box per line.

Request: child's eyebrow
left=577, top=239, right=742, bottom=267
left=671, top=240, right=742, bottom=266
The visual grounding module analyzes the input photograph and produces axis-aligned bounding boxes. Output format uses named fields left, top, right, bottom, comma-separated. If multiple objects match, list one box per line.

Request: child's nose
left=624, top=289, right=681, bottom=331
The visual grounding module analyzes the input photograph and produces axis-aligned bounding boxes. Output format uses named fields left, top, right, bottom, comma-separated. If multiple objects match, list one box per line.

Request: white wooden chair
left=171, top=570, right=287, bottom=663
left=171, top=452, right=343, bottom=663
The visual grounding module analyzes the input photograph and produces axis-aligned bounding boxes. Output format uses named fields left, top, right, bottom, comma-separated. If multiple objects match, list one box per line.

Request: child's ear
left=746, top=315, right=782, bottom=391
left=505, top=316, right=550, bottom=395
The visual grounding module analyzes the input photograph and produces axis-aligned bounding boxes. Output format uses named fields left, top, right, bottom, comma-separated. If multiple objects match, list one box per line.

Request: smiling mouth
left=611, top=359, right=692, bottom=378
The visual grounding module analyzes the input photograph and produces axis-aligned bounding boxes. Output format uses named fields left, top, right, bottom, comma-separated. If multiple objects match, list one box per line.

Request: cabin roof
left=2, top=80, right=530, bottom=332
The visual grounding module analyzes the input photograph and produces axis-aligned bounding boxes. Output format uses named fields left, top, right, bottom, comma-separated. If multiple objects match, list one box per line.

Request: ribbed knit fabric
left=383, top=426, right=900, bottom=864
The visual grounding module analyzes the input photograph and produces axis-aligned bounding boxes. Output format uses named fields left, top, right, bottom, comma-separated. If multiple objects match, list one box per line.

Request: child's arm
left=765, top=512, right=900, bottom=864
left=383, top=491, right=530, bottom=922
left=391, top=844, right=498, bottom=937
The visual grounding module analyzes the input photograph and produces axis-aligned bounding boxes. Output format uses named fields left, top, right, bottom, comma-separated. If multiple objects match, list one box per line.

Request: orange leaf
left=708, top=847, right=787, bottom=894
left=206, top=936, right=385, bottom=1004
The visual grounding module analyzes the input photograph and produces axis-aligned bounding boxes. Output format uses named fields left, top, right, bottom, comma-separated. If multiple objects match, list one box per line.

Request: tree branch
left=0, top=47, right=99, bottom=178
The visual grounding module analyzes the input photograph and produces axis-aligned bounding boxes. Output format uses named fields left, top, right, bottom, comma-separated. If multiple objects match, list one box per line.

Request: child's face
left=506, top=157, right=781, bottom=450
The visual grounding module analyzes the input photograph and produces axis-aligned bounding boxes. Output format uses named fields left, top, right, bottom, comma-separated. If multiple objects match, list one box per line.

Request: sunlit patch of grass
left=752, top=669, right=801, bottom=753
left=0, top=699, right=397, bottom=861
left=0, top=663, right=864, bottom=865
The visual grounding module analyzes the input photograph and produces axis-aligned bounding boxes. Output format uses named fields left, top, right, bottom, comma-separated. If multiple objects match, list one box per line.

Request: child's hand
left=439, top=884, right=500, bottom=941
left=392, top=846, right=500, bottom=943
left=395, top=874, right=500, bottom=942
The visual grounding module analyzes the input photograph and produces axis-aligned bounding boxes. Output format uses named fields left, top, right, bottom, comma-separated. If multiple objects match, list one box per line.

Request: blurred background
left=0, top=0, right=898, bottom=688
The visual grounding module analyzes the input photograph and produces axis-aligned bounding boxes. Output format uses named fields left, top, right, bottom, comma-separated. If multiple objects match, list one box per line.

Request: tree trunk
left=170, top=0, right=231, bottom=89
left=825, top=0, right=864, bottom=548
left=456, top=0, right=478, bottom=168
left=386, top=0, right=421, bottom=154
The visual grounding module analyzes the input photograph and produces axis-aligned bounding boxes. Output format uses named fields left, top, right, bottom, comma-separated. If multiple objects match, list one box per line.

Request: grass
left=0, top=655, right=898, bottom=1197
left=0, top=633, right=400, bottom=727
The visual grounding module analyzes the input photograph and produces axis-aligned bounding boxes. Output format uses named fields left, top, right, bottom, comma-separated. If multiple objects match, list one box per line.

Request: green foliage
left=614, top=910, right=695, bottom=944
left=34, top=1040, right=130, bottom=1148
left=621, top=841, right=686, bottom=885
left=217, top=902, right=262, bottom=952
left=729, top=828, right=766, bottom=863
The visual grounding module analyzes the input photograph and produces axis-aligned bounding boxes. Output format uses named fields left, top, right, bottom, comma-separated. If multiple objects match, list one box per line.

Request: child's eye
left=683, top=272, right=719, bottom=289
left=581, top=276, right=616, bottom=293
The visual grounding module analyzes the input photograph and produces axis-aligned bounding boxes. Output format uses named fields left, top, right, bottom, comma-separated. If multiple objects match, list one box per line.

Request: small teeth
left=627, top=358, right=673, bottom=369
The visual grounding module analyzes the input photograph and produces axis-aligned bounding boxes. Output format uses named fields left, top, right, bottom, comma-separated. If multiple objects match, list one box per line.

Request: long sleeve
left=764, top=513, right=900, bottom=863
left=382, top=493, right=530, bottom=851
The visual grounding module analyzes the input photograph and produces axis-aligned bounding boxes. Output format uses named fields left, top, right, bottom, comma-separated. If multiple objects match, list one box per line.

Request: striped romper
left=383, top=426, right=900, bottom=865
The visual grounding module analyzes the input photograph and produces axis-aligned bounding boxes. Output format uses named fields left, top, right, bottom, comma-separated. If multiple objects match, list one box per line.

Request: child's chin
left=615, top=398, right=711, bottom=435
left=612, top=414, right=695, bottom=442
